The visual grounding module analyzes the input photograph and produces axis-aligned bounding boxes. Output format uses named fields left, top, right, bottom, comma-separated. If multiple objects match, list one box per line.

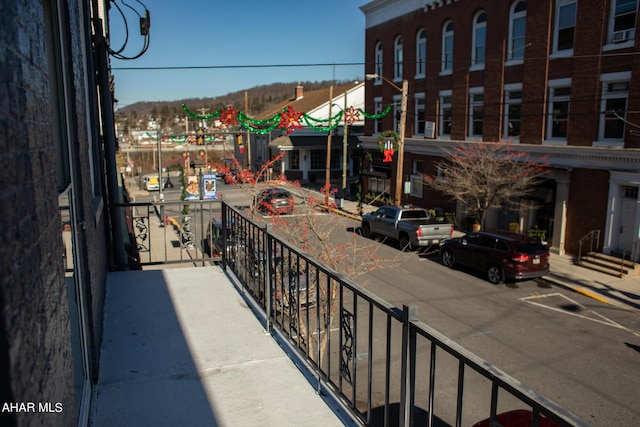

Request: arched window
left=441, top=21, right=454, bottom=74
left=472, top=12, right=487, bottom=67
left=374, top=41, right=383, bottom=82
left=416, top=29, right=427, bottom=77
left=509, top=1, right=527, bottom=61
left=394, top=36, right=403, bottom=80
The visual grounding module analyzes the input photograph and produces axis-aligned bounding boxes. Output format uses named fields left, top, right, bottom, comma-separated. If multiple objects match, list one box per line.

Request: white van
left=142, top=174, right=160, bottom=191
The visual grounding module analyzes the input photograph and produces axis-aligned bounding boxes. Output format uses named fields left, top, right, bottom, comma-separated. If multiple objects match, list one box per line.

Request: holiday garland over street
left=180, top=103, right=392, bottom=135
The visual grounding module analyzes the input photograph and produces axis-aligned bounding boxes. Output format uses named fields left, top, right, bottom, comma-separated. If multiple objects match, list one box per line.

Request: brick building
left=359, top=0, right=640, bottom=257
left=1, top=0, right=119, bottom=425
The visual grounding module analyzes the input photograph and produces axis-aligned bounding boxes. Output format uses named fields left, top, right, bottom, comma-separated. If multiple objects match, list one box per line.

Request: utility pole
left=245, top=91, right=251, bottom=171
left=341, top=91, right=348, bottom=206
left=325, top=85, right=333, bottom=205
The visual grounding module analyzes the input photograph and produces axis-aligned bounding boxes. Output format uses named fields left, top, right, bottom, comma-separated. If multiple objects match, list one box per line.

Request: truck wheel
left=487, top=264, right=503, bottom=284
left=441, top=249, right=455, bottom=268
left=361, top=223, right=371, bottom=238
left=399, top=234, right=414, bottom=252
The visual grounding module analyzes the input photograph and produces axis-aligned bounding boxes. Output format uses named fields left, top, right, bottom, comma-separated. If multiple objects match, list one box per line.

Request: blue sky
left=109, top=0, right=369, bottom=108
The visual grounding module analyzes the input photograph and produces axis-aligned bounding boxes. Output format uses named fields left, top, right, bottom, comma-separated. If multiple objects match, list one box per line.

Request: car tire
left=399, top=234, right=413, bottom=252
left=441, top=249, right=455, bottom=268
left=487, top=264, right=503, bottom=284
left=361, top=223, right=371, bottom=238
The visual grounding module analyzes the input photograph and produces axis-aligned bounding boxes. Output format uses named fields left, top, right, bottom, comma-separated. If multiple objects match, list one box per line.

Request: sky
left=109, top=0, right=369, bottom=109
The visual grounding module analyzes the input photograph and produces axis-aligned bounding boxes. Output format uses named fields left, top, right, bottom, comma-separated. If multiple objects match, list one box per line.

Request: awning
left=269, top=134, right=361, bottom=150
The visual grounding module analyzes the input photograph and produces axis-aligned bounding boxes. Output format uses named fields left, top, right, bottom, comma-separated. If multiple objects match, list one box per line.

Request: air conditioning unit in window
left=611, top=29, right=634, bottom=43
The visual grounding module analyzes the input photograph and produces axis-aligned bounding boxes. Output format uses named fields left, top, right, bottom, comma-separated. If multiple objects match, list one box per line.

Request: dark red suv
left=439, top=230, right=550, bottom=284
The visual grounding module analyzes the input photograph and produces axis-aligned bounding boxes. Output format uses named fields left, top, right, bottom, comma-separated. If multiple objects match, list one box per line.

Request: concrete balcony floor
left=90, top=265, right=356, bottom=426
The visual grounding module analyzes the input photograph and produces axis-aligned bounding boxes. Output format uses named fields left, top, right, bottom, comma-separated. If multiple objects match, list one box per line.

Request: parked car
left=439, top=230, right=550, bottom=284
left=361, top=205, right=453, bottom=251
left=256, top=187, right=294, bottom=215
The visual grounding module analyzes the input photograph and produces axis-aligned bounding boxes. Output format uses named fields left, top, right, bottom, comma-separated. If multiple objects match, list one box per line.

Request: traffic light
left=236, top=133, right=245, bottom=154
left=196, top=128, right=205, bottom=145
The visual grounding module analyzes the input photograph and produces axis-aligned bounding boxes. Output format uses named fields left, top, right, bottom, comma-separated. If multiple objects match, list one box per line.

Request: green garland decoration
left=377, top=130, right=400, bottom=152
left=360, top=104, right=392, bottom=120
left=179, top=102, right=392, bottom=135
left=181, top=104, right=221, bottom=120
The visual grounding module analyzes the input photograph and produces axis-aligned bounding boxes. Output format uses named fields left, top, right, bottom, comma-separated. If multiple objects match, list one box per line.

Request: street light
left=365, top=73, right=408, bottom=207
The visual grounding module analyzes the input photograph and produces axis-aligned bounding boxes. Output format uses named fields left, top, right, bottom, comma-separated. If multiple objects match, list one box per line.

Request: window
left=416, top=29, right=427, bottom=77
left=290, top=150, right=300, bottom=169
left=547, top=85, right=571, bottom=140
left=310, top=149, right=339, bottom=169
left=599, top=77, right=629, bottom=141
left=439, top=92, right=452, bottom=137
left=509, top=1, right=527, bottom=61
left=410, top=160, right=424, bottom=198
left=394, top=36, right=403, bottom=80
left=415, top=94, right=425, bottom=136
left=504, top=87, right=522, bottom=139
left=374, top=98, right=383, bottom=134
left=554, top=0, right=576, bottom=53
left=609, top=0, right=637, bottom=44
left=375, top=42, right=383, bottom=83
left=469, top=90, right=484, bottom=137
left=393, top=94, right=402, bottom=133
left=441, top=21, right=454, bottom=74
left=472, top=12, right=487, bottom=68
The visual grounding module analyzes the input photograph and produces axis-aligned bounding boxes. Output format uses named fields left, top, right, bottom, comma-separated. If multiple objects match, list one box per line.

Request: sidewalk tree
left=421, top=141, right=549, bottom=229
left=222, top=152, right=405, bottom=365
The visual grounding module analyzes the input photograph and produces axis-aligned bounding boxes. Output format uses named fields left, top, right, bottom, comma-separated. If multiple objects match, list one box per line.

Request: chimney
left=295, top=84, right=304, bottom=100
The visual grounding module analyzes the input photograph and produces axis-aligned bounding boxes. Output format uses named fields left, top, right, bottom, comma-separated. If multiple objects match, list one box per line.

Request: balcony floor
left=90, top=266, right=353, bottom=426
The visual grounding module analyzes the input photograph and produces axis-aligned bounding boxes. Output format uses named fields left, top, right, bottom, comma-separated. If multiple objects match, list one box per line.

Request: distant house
left=245, top=82, right=365, bottom=194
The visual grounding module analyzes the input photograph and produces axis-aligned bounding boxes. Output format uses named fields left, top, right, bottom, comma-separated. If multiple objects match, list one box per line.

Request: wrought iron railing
left=218, top=202, right=588, bottom=427
left=113, top=199, right=222, bottom=269
left=621, top=238, right=640, bottom=276
left=577, top=229, right=600, bottom=266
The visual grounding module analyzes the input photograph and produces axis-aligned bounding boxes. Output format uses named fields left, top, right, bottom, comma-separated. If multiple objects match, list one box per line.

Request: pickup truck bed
left=361, top=205, right=453, bottom=251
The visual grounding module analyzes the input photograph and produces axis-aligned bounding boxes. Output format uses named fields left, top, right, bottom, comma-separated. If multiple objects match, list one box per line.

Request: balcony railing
left=114, top=199, right=588, bottom=426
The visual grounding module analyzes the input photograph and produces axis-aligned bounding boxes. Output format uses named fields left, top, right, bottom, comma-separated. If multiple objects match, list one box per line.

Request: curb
left=539, top=276, right=610, bottom=304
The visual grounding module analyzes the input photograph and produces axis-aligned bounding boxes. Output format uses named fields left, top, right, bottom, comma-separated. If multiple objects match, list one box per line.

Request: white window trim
left=415, top=29, right=426, bottom=79
left=394, top=36, right=403, bottom=82
left=594, top=71, right=631, bottom=147
left=552, top=0, right=576, bottom=57
left=441, top=21, right=454, bottom=75
left=439, top=90, right=452, bottom=139
left=471, top=11, right=487, bottom=71
left=604, top=0, right=637, bottom=50
left=413, top=92, right=425, bottom=138
left=506, top=1, right=526, bottom=66
left=543, top=78, right=572, bottom=145
left=374, top=97, right=383, bottom=135
left=467, top=87, right=484, bottom=138
left=375, top=42, right=383, bottom=86
left=502, top=83, right=523, bottom=142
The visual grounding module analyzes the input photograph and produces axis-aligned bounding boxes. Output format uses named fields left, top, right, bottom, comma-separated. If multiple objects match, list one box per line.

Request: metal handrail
left=577, top=230, right=600, bottom=265
left=621, top=238, right=640, bottom=276
left=218, top=202, right=587, bottom=426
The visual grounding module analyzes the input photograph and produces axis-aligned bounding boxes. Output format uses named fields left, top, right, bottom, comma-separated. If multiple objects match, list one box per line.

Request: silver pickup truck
left=361, top=206, right=453, bottom=251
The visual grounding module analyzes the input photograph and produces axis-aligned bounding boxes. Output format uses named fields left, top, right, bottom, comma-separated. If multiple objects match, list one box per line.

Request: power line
left=111, top=62, right=365, bottom=71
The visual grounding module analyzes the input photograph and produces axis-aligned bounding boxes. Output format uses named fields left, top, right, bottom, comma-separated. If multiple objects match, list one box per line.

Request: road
left=138, top=183, right=640, bottom=426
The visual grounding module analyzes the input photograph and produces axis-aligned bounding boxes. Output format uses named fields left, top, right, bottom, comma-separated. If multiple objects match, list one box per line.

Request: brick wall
left=0, top=0, right=110, bottom=425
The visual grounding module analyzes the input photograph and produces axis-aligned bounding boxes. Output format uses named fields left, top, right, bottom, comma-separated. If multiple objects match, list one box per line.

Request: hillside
left=115, top=80, right=353, bottom=120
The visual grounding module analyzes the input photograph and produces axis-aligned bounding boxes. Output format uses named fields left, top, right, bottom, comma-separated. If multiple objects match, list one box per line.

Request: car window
left=496, top=240, right=509, bottom=252
left=516, top=243, right=547, bottom=254
left=402, top=210, right=428, bottom=219
left=466, top=233, right=481, bottom=245
left=478, top=236, right=497, bottom=249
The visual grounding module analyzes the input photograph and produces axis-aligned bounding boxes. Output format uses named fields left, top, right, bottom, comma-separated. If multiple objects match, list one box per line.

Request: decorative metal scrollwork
left=134, top=217, right=149, bottom=252
left=340, top=307, right=354, bottom=385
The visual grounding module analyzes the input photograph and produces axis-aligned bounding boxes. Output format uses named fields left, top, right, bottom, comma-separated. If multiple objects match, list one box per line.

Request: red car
left=439, top=230, right=550, bottom=284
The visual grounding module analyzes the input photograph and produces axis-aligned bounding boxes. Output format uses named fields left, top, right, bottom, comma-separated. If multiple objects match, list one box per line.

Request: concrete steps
left=578, top=251, right=640, bottom=278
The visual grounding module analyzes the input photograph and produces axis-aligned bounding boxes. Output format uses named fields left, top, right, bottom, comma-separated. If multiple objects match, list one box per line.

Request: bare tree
left=422, top=141, right=549, bottom=229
